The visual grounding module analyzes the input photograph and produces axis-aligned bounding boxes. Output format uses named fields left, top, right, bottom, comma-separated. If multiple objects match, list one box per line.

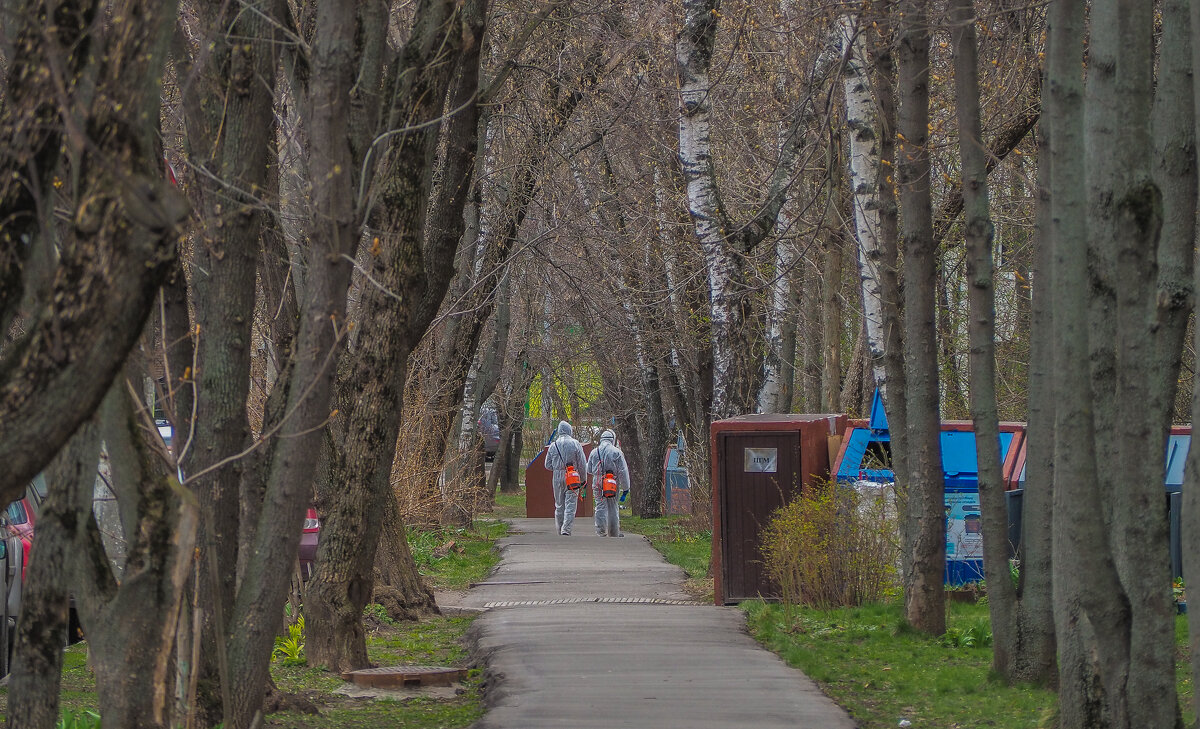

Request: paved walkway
left=449, top=517, right=856, bottom=729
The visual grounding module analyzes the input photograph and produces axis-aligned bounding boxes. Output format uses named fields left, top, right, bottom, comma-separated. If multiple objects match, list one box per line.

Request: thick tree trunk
left=1105, top=1, right=1181, bottom=725
left=0, top=0, right=187, bottom=502
left=73, top=385, right=198, bottom=729
left=1046, top=2, right=1127, bottom=724
left=217, top=0, right=364, bottom=720
left=895, top=0, right=944, bottom=636
left=306, top=0, right=484, bottom=673
left=180, top=0, right=279, bottom=710
left=6, top=423, right=100, bottom=729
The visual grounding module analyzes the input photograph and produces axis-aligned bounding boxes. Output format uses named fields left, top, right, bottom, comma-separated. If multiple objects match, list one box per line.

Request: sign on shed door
left=743, top=447, right=778, bottom=473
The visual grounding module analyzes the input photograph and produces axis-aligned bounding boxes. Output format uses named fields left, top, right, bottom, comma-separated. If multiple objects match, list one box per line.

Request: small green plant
left=57, top=709, right=102, bottom=729
left=273, top=614, right=306, bottom=665
left=364, top=602, right=396, bottom=626
left=1174, top=577, right=1186, bottom=604
left=938, top=619, right=993, bottom=648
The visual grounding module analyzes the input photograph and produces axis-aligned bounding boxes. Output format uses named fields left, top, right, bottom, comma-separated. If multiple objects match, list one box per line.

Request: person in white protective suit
left=543, top=421, right=588, bottom=536
left=586, top=429, right=630, bottom=537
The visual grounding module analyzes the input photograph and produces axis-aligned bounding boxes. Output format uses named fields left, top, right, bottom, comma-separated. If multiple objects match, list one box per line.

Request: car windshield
left=6, top=501, right=27, bottom=525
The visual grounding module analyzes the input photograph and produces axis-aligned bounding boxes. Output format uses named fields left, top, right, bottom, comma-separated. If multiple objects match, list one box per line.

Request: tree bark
left=843, top=14, right=888, bottom=394
left=1182, top=0, right=1200, bottom=710
left=1010, top=113, right=1057, bottom=687
left=950, top=0, right=1014, bottom=677
left=0, top=0, right=187, bottom=503
left=895, top=0, right=945, bottom=636
left=179, top=0, right=280, bottom=711
left=72, top=383, right=198, bottom=729
left=306, top=0, right=485, bottom=673
left=6, top=422, right=100, bottom=729
left=820, top=143, right=845, bottom=412
left=217, top=0, right=362, bottom=721
left=1046, top=1, right=1127, bottom=724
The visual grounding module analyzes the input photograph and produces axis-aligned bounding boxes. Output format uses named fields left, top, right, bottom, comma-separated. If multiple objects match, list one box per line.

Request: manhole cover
left=340, top=665, right=468, bottom=688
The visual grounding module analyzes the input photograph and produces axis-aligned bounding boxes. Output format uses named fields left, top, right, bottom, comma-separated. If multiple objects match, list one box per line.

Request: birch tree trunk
left=677, top=0, right=840, bottom=419
left=843, top=15, right=888, bottom=394
left=758, top=235, right=798, bottom=413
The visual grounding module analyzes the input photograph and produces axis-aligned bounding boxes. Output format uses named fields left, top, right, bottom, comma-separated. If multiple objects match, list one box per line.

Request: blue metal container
left=663, top=433, right=691, bottom=516
left=833, top=390, right=1017, bottom=586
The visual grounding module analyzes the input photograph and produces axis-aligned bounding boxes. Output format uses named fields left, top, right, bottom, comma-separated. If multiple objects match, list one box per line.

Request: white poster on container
left=744, top=447, right=778, bottom=473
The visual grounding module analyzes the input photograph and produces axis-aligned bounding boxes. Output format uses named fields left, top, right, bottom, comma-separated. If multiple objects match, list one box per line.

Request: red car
left=298, top=508, right=320, bottom=580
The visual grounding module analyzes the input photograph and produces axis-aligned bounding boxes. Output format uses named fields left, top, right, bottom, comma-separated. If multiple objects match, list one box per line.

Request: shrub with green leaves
left=760, top=479, right=899, bottom=610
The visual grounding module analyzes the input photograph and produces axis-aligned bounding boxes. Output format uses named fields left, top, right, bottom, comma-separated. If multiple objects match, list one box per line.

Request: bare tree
left=305, top=0, right=487, bottom=673
left=0, top=0, right=188, bottom=503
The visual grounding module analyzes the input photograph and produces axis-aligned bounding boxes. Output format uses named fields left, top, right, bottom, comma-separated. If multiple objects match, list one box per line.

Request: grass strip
left=626, top=513, right=1197, bottom=728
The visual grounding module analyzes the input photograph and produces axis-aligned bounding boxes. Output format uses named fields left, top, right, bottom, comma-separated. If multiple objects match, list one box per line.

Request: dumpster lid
left=1165, top=433, right=1190, bottom=490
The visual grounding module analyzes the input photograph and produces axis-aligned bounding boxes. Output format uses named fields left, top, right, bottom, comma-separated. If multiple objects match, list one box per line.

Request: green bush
left=760, top=480, right=899, bottom=610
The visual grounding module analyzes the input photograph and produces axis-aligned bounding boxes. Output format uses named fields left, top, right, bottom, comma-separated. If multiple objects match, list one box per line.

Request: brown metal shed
left=710, top=413, right=847, bottom=605
left=524, top=443, right=595, bottom=519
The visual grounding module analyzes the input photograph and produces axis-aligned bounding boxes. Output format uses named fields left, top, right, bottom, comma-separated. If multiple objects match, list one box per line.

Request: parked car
left=478, top=407, right=500, bottom=460
left=2, top=476, right=43, bottom=584
left=298, top=508, right=320, bottom=580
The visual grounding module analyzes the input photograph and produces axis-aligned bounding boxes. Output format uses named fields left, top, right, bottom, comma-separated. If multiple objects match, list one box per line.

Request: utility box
left=524, top=444, right=594, bottom=519
left=710, top=413, right=847, bottom=605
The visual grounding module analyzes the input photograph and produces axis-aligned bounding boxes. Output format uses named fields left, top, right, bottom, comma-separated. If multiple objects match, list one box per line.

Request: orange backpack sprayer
left=552, top=439, right=582, bottom=491
left=601, top=471, right=618, bottom=499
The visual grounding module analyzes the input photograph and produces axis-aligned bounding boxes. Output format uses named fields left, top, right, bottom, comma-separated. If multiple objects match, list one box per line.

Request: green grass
left=491, top=488, right=525, bottom=520
left=0, top=518, right=510, bottom=728
left=0, top=613, right=485, bottom=729
left=408, top=519, right=508, bottom=590
left=621, top=515, right=711, bottom=580
left=268, top=614, right=484, bottom=729
left=744, top=600, right=1057, bottom=729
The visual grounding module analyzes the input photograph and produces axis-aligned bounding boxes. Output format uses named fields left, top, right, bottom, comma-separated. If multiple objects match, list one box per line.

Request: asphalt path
left=451, top=517, right=856, bottom=729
